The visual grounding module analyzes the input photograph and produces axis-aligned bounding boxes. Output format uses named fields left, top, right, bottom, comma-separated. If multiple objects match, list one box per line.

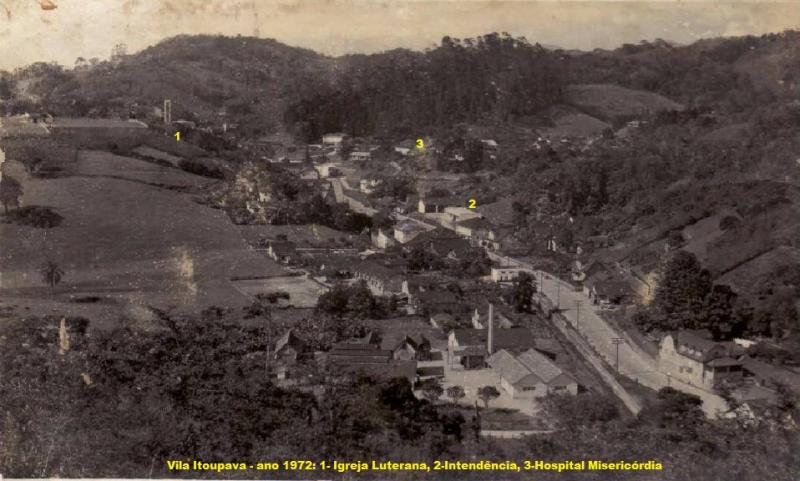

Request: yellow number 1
left=174, top=131, right=181, bottom=141
left=468, top=198, right=477, bottom=209
left=416, top=138, right=424, bottom=149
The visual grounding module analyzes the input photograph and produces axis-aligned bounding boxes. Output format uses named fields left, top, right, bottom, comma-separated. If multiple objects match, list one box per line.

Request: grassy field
left=0, top=152, right=286, bottom=326
left=564, top=83, right=683, bottom=122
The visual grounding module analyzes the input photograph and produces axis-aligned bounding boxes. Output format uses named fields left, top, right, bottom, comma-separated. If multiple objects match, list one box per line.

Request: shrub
left=177, top=159, right=224, bottom=179
left=719, top=215, right=741, bottom=231
left=5, top=206, right=63, bottom=228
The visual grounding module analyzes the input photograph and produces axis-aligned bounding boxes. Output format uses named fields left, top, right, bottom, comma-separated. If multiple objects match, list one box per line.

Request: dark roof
left=457, top=217, right=496, bottom=231
left=743, top=357, right=800, bottom=393
left=269, top=240, right=297, bottom=256
left=328, top=349, right=393, bottom=364
left=352, top=260, right=401, bottom=284
left=418, top=366, right=445, bottom=377
left=452, top=327, right=536, bottom=352
left=274, top=329, right=305, bottom=355
left=394, top=334, right=430, bottom=351
left=421, top=196, right=464, bottom=207
left=429, top=237, right=472, bottom=258
left=52, top=117, right=148, bottom=129
left=673, top=330, right=743, bottom=363
left=592, top=280, right=634, bottom=298
left=339, top=360, right=417, bottom=382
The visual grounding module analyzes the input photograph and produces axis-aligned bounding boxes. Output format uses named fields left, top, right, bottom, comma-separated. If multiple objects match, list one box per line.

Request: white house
left=657, top=330, right=744, bottom=390
left=349, top=151, right=371, bottom=162
left=488, top=348, right=578, bottom=399
left=314, top=162, right=341, bottom=178
left=322, top=132, right=347, bottom=145
left=490, top=266, right=533, bottom=283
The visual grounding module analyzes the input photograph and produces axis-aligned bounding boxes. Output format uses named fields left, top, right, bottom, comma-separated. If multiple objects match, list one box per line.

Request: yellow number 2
left=174, top=131, right=181, bottom=141
left=468, top=198, right=477, bottom=209
left=416, top=138, right=424, bottom=149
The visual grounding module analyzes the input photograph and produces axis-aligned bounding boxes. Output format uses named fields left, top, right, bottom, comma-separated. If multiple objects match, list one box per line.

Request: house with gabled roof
left=488, top=348, right=578, bottom=399
left=274, top=329, right=307, bottom=365
left=658, top=329, right=745, bottom=390
left=391, top=334, right=432, bottom=361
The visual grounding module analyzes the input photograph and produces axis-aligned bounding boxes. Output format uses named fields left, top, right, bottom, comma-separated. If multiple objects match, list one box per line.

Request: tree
left=654, top=251, right=711, bottom=317
left=420, top=379, right=444, bottom=404
left=477, top=386, right=500, bottom=408
left=638, top=387, right=705, bottom=435
left=511, top=272, right=536, bottom=312
left=446, top=385, right=466, bottom=404
left=700, top=284, right=742, bottom=340
left=39, top=261, right=64, bottom=291
left=0, top=175, right=23, bottom=213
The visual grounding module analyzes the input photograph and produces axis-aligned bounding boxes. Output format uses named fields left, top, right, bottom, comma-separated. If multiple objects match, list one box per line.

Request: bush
left=719, top=215, right=741, bottom=230
left=177, top=159, right=224, bottom=179
left=5, top=206, right=63, bottom=228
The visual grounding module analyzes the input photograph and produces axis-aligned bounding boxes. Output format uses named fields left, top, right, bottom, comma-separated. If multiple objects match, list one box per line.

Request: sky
left=1, top=0, right=800, bottom=70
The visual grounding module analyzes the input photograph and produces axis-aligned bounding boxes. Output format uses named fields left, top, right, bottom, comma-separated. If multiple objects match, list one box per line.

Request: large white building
left=488, top=348, right=578, bottom=399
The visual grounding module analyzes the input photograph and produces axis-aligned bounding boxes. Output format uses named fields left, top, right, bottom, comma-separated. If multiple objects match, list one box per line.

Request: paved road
left=487, top=251, right=729, bottom=418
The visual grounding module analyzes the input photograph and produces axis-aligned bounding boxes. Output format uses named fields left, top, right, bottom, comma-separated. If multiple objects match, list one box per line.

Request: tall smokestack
left=487, top=303, right=494, bottom=355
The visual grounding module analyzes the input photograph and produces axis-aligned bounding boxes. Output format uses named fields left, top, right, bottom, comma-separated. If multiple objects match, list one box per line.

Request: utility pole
left=264, top=305, right=272, bottom=380
left=575, top=300, right=582, bottom=333
left=611, top=337, right=625, bottom=373
left=556, top=267, right=561, bottom=310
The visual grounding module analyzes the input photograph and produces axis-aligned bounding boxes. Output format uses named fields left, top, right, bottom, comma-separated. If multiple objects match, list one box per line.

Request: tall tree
left=654, top=251, right=711, bottom=317
left=0, top=175, right=23, bottom=213
left=39, top=261, right=64, bottom=292
left=477, top=386, right=500, bottom=409
left=511, top=272, right=537, bottom=312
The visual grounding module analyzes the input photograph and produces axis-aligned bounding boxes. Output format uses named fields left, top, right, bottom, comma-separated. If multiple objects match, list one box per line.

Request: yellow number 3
left=174, top=132, right=181, bottom=141
left=468, top=198, right=477, bottom=209
left=416, top=138, right=424, bottom=149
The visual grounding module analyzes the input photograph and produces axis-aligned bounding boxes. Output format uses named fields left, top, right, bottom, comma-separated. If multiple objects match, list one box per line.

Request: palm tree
left=39, top=261, right=64, bottom=292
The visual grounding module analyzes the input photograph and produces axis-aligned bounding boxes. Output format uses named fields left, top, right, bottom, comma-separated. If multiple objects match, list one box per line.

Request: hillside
left=564, top=84, right=683, bottom=123
left=12, top=35, right=334, bottom=137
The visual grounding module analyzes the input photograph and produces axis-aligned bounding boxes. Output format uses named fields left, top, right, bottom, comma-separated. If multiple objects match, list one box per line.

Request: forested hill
left=6, top=31, right=800, bottom=138
left=6, top=35, right=335, bottom=136
left=284, top=34, right=564, bottom=140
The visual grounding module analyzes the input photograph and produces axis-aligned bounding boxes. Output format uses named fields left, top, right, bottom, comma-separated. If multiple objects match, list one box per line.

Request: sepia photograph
left=0, top=1, right=799, bottom=480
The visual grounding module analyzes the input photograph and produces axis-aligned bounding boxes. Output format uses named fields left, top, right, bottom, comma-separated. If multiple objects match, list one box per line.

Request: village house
left=490, top=266, right=533, bottom=283
left=406, top=228, right=473, bottom=261
left=658, top=330, right=745, bottom=390
left=393, top=221, right=431, bottom=244
left=418, top=196, right=464, bottom=214
left=585, top=278, right=635, bottom=308
left=391, top=334, right=432, bottom=361
left=448, top=305, right=538, bottom=370
left=429, top=312, right=457, bottom=330
left=371, top=228, right=396, bottom=250
left=267, top=241, right=297, bottom=264
left=273, top=329, right=308, bottom=380
left=315, top=162, right=342, bottom=178
left=326, top=341, right=417, bottom=383
left=349, top=150, right=372, bottom=162
left=455, top=217, right=500, bottom=249
left=322, top=132, right=348, bottom=146
left=394, top=139, right=417, bottom=156
left=488, top=348, right=578, bottom=399
left=351, top=259, right=405, bottom=296
left=471, top=302, right=516, bottom=329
